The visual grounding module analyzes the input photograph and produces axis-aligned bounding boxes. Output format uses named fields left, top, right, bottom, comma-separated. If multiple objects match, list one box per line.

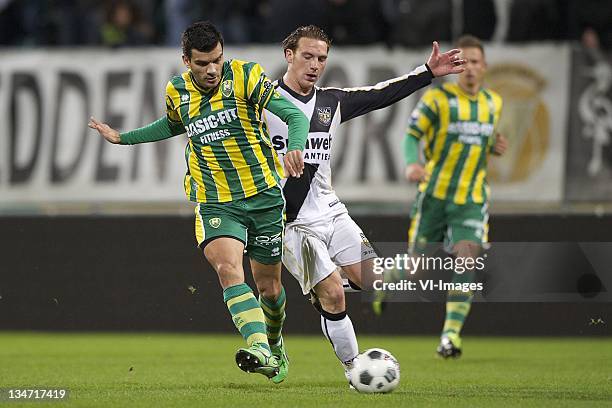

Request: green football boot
left=235, top=343, right=280, bottom=379
left=270, top=337, right=289, bottom=384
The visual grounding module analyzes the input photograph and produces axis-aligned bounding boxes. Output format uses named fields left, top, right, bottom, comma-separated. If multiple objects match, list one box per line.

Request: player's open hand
left=405, top=163, right=428, bottom=183
left=492, top=133, right=508, bottom=156
left=284, top=150, right=304, bottom=178
left=426, top=41, right=466, bottom=77
left=88, top=116, right=121, bottom=144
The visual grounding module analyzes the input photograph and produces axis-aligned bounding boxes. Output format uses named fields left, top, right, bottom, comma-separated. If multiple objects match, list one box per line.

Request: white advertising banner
left=0, top=45, right=569, bottom=207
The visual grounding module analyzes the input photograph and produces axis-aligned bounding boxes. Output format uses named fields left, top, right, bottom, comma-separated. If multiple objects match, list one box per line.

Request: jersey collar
left=278, top=77, right=316, bottom=104
left=453, top=82, right=483, bottom=100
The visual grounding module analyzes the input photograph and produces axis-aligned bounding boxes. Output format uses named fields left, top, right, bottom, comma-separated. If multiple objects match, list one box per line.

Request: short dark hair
left=181, top=21, right=224, bottom=59
left=282, top=25, right=331, bottom=54
left=456, top=34, right=484, bottom=56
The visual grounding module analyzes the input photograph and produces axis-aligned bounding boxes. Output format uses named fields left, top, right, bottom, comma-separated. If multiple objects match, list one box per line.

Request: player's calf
left=314, top=272, right=359, bottom=369
left=317, top=271, right=346, bottom=313
left=259, top=287, right=289, bottom=383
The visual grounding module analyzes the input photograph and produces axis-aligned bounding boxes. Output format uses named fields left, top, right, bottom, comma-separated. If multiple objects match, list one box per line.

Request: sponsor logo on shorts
left=271, top=247, right=281, bottom=256
left=255, top=232, right=282, bottom=246
left=329, top=199, right=340, bottom=207
left=462, top=219, right=483, bottom=229
left=363, top=249, right=376, bottom=257
left=361, top=233, right=376, bottom=257
left=360, top=232, right=372, bottom=249
left=209, top=217, right=221, bottom=228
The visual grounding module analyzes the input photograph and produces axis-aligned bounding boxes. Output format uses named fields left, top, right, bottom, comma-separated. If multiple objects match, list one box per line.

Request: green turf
left=0, top=333, right=610, bottom=407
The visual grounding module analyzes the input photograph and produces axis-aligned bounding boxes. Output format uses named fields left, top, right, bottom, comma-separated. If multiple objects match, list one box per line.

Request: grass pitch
left=0, top=333, right=610, bottom=407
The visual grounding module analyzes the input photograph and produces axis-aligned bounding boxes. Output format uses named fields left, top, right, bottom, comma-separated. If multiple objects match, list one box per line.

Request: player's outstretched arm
left=320, top=42, right=463, bottom=124
left=88, top=116, right=183, bottom=145
left=426, top=41, right=466, bottom=77
left=89, top=117, right=121, bottom=144
left=324, top=52, right=452, bottom=124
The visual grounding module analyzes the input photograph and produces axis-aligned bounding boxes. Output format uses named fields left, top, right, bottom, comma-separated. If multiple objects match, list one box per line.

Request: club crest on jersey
left=209, top=217, right=221, bottom=228
left=181, top=94, right=189, bottom=102
left=316, top=107, right=332, bottom=126
left=221, top=80, right=233, bottom=97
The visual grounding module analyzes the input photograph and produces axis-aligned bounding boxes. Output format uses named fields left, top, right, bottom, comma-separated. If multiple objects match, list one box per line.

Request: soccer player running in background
left=264, top=25, right=465, bottom=381
left=374, top=35, right=508, bottom=358
left=88, top=21, right=309, bottom=383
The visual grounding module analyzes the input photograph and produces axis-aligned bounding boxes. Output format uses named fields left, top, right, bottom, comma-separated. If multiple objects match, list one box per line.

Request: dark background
left=1, top=214, right=609, bottom=336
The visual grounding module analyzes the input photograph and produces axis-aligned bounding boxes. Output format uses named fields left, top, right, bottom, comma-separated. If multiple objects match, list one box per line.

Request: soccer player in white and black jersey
left=265, top=25, right=466, bottom=380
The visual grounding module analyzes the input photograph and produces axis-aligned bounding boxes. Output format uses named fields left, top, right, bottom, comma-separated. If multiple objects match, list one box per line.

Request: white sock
left=320, top=312, right=359, bottom=364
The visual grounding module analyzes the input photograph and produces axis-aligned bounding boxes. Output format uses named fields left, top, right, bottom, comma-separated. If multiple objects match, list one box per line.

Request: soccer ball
left=349, top=348, right=400, bottom=393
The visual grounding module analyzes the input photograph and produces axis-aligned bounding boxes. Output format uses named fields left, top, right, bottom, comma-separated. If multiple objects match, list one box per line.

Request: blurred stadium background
left=0, top=0, right=610, bottom=405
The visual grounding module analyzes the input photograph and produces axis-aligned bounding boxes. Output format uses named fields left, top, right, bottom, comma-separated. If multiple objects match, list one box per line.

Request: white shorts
left=282, top=212, right=377, bottom=294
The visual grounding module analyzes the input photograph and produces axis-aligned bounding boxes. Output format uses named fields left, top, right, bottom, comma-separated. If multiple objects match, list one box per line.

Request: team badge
left=221, top=80, right=233, bottom=98
left=181, top=94, right=189, bottom=102
left=316, top=107, right=332, bottom=126
left=209, top=217, right=221, bottom=228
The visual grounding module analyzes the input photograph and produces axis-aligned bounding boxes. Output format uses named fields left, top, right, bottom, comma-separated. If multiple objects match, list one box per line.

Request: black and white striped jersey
left=265, top=64, right=434, bottom=225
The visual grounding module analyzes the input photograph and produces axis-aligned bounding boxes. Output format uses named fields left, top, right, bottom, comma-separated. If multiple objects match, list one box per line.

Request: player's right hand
left=88, top=116, right=121, bottom=144
left=284, top=150, right=304, bottom=178
left=405, top=163, right=428, bottom=183
left=492, top=133, right=508, bottom=156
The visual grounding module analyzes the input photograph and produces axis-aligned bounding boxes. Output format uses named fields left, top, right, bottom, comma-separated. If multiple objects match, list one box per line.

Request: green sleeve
left=120, top=116, right=184, bottom=145
left=266, top=95, right=309, bottom=151
left=403, top=134, right=419, bottom=164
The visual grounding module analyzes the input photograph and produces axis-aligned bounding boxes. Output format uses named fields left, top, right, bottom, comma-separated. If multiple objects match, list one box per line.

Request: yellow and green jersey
left=165, top=59, right=285, bottom=204
left=407, top=82, right=502, bottom=205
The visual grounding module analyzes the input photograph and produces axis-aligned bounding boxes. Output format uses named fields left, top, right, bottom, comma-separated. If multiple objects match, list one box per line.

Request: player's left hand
left=284, top=150, right=304, bottom=178
left=492, top=133, right=508, bottom=156
left=426, top=41, right=466, bottom=77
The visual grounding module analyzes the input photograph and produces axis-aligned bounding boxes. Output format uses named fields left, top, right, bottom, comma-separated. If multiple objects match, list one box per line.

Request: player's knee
left=256, top=279, right=281, bottom=300
left=454, top=240, right=480, bottom=259
left=215, top=262, right=243, bottom=286
left=318, top=284, right=345, bottom=313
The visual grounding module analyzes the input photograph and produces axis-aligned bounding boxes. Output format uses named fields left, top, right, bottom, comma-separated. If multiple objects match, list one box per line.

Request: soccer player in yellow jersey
left=89, top=22, right=309, bottom=382
left=404, top=35, right=508, bottom=358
